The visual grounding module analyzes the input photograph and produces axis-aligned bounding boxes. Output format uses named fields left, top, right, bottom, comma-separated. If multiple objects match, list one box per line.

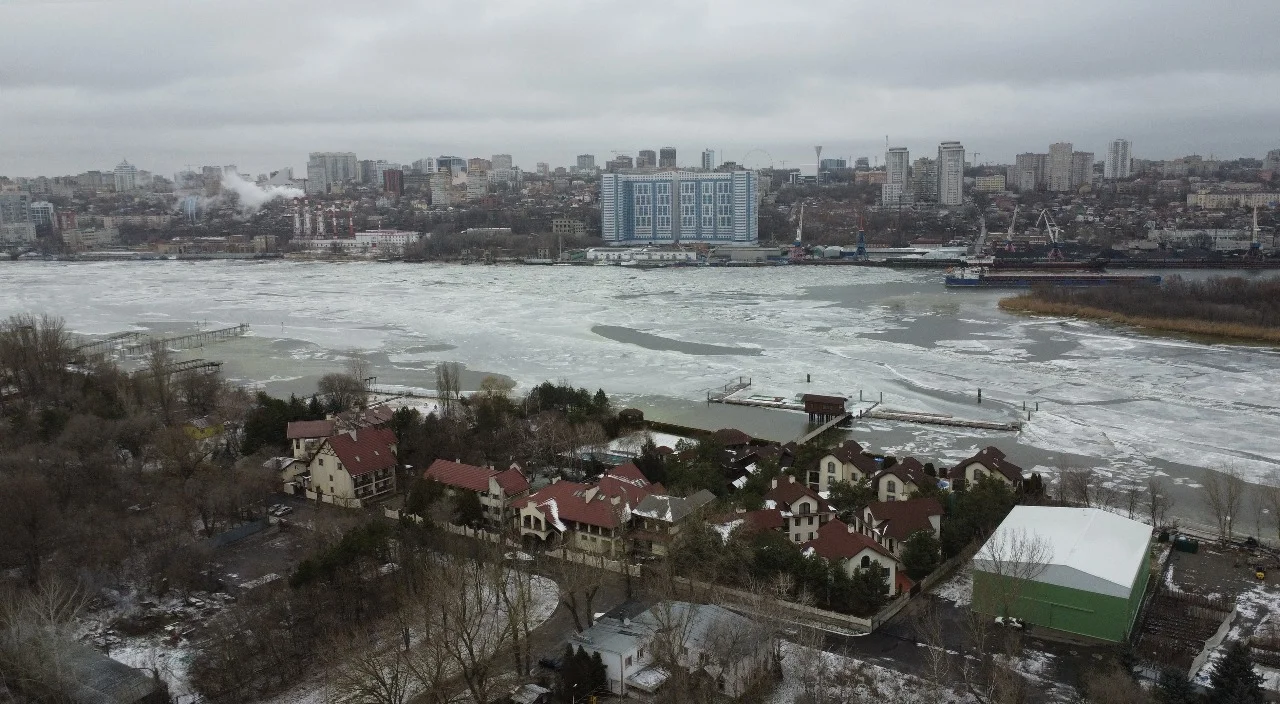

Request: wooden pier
left=707, top=376, right=752, bottom=402
left=865, top=409, right=1023, bottom=432
left=122, top=324, right=249, bottom=354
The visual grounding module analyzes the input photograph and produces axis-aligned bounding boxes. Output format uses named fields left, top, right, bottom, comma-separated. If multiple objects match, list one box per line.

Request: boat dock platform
left=866, top=408, right=1023, bottom=432
left=707, top=378, right=1024, bottom=434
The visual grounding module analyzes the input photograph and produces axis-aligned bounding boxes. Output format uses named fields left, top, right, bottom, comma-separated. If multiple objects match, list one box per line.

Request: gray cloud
left=2, top=0, right=1278, bottom=176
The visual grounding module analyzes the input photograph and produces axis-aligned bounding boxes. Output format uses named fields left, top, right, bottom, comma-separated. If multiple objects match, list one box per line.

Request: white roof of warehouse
left=974, top=506, right=1152, bottom=599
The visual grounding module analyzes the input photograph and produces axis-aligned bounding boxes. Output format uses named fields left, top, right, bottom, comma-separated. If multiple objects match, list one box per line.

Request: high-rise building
left=854, top=157, right=870, bottom=170
left=412, top=157, right=439, bottom=174
left=599, top=171, right=758, bottom=245
left=576, top=154, right=597, bottom=172
left=113, top=159, right=138, bottom=193
left=307, top=152, right=359, bottom=194
left=429, top=173, right=454, bottom=206
left=1071, top=152, right=1095, bottom=189
left=467, top=157, right=491, bottom=173
left=701, top=149, right=715, bottom=171
left=383, top=169, right=404, bottom=196
left=0, top=191, right=36, bottom=243
left=1265, top=149, right=1280, bottom=172
left=936, top=142, right=965, bottom=206
left=466, top=172, right=488, bottom=199
left=882, top=147, right=911, bottom=206
left=1048, top=142, right=1074, bottom=192
left=912, top=157, right=938, bottom=202
left=819, top=158, right=848, bottom=170
left=491, top=154, right=513, bottom=171
left=1105, top=140, right=1132, bottom=180
left=606, top=155, right=634, bottom=172
left=438, top=156, right=467, bottom=174
left=30, top=201, right=55, bottom=228
left=536, top=162, right=550, bottom=177
left=637, top=150, right=657, bottom=169
left=1013, top=153, right=1048, bottom=191
left=659, top=147, right=677, bottom=169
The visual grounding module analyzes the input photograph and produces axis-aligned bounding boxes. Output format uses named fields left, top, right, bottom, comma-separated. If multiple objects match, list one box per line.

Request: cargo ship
left=945, top=267, right=1161, bottom=288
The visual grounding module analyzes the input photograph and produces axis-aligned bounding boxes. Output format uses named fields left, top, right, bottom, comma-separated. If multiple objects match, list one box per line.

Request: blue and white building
left=599, top=171, right=758, bottom=245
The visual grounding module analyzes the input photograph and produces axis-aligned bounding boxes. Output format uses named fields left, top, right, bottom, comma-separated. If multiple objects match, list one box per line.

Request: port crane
left=1035, top=208, right=1065, bottom=261
left=1004, top=204, right=1020, bottom=251
left=854, top=211, right=868, bottom=260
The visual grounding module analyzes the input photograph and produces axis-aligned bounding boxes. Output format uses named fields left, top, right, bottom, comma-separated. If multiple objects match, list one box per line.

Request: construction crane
left=1004, top=204, right=1020, bottom=250
left=854, top=211, right=868, bottom=260
left=1035, top=209, right=1065, bottom=261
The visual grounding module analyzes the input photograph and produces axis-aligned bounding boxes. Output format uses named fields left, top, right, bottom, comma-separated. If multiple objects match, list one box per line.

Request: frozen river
left=4, top=260, right=1279, bottom=526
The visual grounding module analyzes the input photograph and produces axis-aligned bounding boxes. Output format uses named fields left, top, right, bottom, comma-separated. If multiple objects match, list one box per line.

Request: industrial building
left=972, top=506, right=1153, bottom=642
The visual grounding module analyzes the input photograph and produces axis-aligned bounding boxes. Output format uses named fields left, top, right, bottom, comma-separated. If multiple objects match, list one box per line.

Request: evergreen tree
left=849, top=563, right=889, bottom=615
left=1155, top=666, right=1199, bottom=704
left=901, top=530, right=942, bottom=580
left=451, top=489, right=485, bottom=527
left=1208, top=641, right=1264, bottom=704
left=635, top=438, right=666, bottom=485
left=306, top=395, right=324, bottom=419
left=589, top=651, right=608, bottom=694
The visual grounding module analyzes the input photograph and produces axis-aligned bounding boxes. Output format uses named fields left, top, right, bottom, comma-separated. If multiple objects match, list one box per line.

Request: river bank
left=998, top=295, right=1280, bottom=345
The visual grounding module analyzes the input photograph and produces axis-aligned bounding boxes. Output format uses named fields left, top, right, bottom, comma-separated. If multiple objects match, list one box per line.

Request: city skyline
left=3, top=0, right=1279, bottom=176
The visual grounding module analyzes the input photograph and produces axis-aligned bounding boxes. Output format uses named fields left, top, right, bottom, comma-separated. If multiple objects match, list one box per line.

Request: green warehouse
left=972, top=506, right=1154, bottom=642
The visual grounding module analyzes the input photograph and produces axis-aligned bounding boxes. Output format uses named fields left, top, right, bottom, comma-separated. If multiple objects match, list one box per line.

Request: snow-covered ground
left=1193, top=582, right=1280, bottom=689
left=769, top=641, right=971, bottom=704
left=933, top=564, right=973, bottom=607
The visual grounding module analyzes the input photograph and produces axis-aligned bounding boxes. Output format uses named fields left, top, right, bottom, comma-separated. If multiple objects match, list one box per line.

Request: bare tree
left=319, top=372, right=368, bottom=412
left=975, top=526, right=1054, bottom=620
left=434, top=362, right=462, bottom=417
left=1079, top=663, right=1153, bottom=704
left=1147, top=477, right=1175, bottom=528
left=0, top=579, right=91, bottom=700
left=548, top=553, right=607, bottom=632
left=345, top=353, right=372, bottom=392
left=327, top=629, right=413, bottom=704
left=1058, top=467, right=1095, bottom=507
left=1202, top=466, right=1246, bottom=539
left=914, top=599, right=954, bottom=695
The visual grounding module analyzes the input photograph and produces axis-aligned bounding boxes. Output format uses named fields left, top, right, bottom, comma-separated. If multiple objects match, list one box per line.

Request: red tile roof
left=494, top=466, right=530, bottom=495
left=950, top=446, right=1024, bottom=483
left=324, top=428, right=397, bottom=476
left=824, top=440, right=879, bottom=475
left=424, top=459, right=529, bottom=496
left=335, top=405, right=395, bottom=430
left=713, top=428, right=753, bottom=446
left=520, top=463, right=660, bottom=530
left=740, top=508, right=786, bottom=533
left=863, top=498, right=944, bottom=543
left=287, top=419, right=335, bottom=440
left=802, top=519, right=895, bottom=561
left=522, top=480, right=629, bottom=529
left=764, top=476, right=832, bottom=513
left=877, top=457, right=935, bottom=488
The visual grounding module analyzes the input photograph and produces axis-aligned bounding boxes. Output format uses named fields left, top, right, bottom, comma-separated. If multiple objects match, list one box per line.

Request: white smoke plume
left=220, top=170, right=304, bottom=213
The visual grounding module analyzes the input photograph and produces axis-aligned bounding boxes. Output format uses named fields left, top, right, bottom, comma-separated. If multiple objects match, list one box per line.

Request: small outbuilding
left=972, top=506, right=1154, bottom=642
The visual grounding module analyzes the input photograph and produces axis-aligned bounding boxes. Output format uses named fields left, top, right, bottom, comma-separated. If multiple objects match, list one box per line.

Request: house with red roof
left=303, top=427, right=398, bottom=508
left=949, top=446, right=1025, bottom=490
left=871, top=457, right=938, bottom=502
left=763, top=475, right=835, bottom=544
left=515, top=463, right=664, bottom=556
left=424, top=459, right=531, bottom=524
left=856, top=498, right=944, bottom=557
left=802, top=518, right=903, bottom=594
left=287, top=419, right=336, bottom=460
left=809, top=439, right=880, bottom=493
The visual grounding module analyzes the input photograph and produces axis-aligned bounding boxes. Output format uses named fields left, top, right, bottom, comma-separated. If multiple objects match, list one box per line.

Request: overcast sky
left=3, top=0, right=1279, bottom=177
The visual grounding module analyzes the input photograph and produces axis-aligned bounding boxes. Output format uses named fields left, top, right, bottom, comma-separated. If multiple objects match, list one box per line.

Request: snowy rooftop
left=974, top=506, right=1152, bottom=597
